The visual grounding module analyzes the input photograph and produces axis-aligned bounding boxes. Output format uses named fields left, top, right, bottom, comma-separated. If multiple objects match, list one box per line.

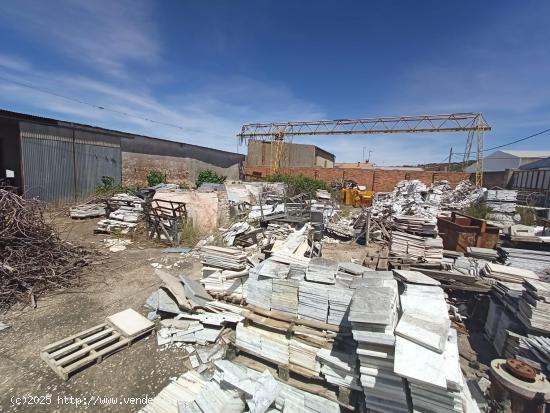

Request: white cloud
left=0, top=55, right=324, bottom=155
left=0, top=0, right=159, bottom=76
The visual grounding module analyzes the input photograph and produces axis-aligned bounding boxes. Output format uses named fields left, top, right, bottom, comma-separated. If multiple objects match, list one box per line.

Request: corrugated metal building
left=247, top=140, right=335, bottom=168
left=0, top=109, right=245, bottom=202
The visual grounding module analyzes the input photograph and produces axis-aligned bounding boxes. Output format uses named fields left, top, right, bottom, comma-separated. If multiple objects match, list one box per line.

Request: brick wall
left=244, top=166, right=470, bottom=191
left=122, top=152, right=241, bottom=187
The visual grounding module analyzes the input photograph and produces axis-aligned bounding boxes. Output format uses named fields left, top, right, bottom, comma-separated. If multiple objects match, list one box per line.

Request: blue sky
left=0, top=1, right=549, bottom=165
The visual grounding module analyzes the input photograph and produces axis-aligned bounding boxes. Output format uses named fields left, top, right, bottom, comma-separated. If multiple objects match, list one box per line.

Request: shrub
left=265, top=174, right=329, bottom=197
left=463, top=204, right=492, bottom=220
left=516, top=206, right=537, bottom=226
left=96, top=176, right=116, bottom=193
left=147, top=170, right=166, bottom=187
left=196, top=170, right=226, bottom=187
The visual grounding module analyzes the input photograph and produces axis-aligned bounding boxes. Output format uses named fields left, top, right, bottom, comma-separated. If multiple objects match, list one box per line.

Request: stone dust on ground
left=0, top=216, right=200, bottom=413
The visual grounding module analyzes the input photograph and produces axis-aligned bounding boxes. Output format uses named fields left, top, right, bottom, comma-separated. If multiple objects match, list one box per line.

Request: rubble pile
left=438, top=179, right=483, bottom=209
left=140, top=359, right=341, bottom=413
left=69, top=202, right=106, bottom=218
left=371, top=179, right=482, bottom=221
left=482, top=189, right=518, bottom=225
left=0, top=190, right=91, bottom=308
left=96, top=193, right=144, bottom=234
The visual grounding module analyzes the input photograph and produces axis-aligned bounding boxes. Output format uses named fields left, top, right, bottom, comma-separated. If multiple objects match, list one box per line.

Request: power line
left=454, top=127, right=550, bottom=156
left=0, top=75, right=185, bottom=130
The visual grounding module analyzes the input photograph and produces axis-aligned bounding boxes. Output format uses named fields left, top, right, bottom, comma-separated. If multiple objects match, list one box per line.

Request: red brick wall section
left=244, top=166, right=470, bottom=191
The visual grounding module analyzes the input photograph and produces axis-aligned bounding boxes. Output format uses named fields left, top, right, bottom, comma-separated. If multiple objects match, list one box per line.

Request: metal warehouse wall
left=19, top=122, right=121, bottom=202
left=120, top=135, right=245, bottom=168
left=511, top=169, right=550, bottom=191
left=0, top=118, right=22, bottom=188
left=0, top=109, right=245, bottom=202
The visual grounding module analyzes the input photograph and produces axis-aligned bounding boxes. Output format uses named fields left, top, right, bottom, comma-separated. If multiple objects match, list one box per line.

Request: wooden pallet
left=233, top=352, right=357, bottom=411
left=40, top=323, right=153, bottom=380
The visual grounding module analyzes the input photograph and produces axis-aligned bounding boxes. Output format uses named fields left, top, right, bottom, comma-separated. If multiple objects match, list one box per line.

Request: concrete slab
left=106, top=308, right=155, bottom=338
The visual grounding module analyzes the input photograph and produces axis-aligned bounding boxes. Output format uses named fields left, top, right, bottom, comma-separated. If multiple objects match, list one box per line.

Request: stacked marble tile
left=394, top=284, right=464, bottom=413
left=289, top=338, right=321, bottom=373
left=215, top=360, right=341, bottom=413
left=235, top=322, right=289, bottom=365
left=518, top=279, right=550, bottom=334
left=317, top=347, right=361, bottom=390
left=271, top=278, right=299, bottom=316
left=482, top=262, right=539, bottom=284
left=201, top=267, right=248, bottom=299
left=305, top=257, right=338, bottom=284
left=143, top=359, right=341, bottom=413
left=244, top=259, right=288, bottom=308
left=139, top=370, right=208, bottom=413
left=327, top=287, right=354, bottom=326
left=200, top=246, right=247, bottom=271
left=298, top=280, right=329, bottom=322
left=349, top=273, right=408, bottom=412
left=391, top=231, right=443, bottom=263
left=244, top=269, right=273, bottom=308
left=393, top=215, right=438, bottom=236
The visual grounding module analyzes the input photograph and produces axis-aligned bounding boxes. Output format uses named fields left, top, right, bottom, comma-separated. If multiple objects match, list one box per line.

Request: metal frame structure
left=238, top=113, right=491, bottom=186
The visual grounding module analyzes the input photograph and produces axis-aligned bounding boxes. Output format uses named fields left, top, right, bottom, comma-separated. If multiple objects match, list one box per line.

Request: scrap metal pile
left=0, top=190, right=91, bottom=309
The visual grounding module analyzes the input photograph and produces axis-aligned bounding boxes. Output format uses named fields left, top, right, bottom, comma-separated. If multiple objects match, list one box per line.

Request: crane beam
left=237, top=112, right=490, bottom=187
left=238, top=113, right=490, bottom=141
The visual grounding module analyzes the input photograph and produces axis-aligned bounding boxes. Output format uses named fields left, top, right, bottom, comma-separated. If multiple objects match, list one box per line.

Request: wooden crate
left=40, top=323, right=153, bottom=380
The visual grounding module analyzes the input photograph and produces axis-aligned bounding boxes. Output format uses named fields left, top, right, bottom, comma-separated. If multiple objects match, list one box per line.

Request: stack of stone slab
left=96, top=193, right=144, bottom=234
left=349, top=273, right=408, bottom=413
left=482, top=262, right=538, bottom=284
left=244, top=258, right=370, bottom=325
left=317, top=347, right=361, bottom=390
left=305, top=257, right=338, bottom=284
left=498, top=247, right=550, bottom=277
left=235, top=322, right=289, bottom=366
left=271, top=278, right=299, bottom=316
left=70, top=203, right=107, bottom=218
left=391, top=231, right=443, bottom=263
left=289, top=338, right=321, bottom=374
left=201, top=267, right=248, bottom=300
left=467, top=246, right=498, bottom=261
left=518, top=279, right=550, bottom=334
left=200, top=246, right=247, bottom=271
left=393, top=215, right=438, bottom=236
left=493, top=281, right=524, bottom=311
left=298, top=280, right=330, bottom=322
left=394, top=284, right=465, bottom=413
left=327, top=287, right=354, bottom=326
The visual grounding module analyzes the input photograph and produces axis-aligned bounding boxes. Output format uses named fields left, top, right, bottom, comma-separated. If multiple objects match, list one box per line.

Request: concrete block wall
left=122, top=152, right=241, bottom=187
left=244, top=166, right=470, bottom=191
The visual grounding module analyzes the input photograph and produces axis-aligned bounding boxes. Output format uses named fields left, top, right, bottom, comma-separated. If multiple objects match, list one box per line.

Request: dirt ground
left=0, top=216, right=200, bottom=413
left=0, top=213, right=495, bottom=413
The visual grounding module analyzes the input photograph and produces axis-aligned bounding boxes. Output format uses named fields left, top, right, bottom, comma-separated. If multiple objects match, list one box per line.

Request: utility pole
left=362, top=147, right=366, bottom=163
left=447, top=147, right=453, bottom=171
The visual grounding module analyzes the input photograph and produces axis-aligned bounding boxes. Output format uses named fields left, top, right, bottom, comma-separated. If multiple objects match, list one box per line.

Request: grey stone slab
left=395, top=311, right=450, bottom=353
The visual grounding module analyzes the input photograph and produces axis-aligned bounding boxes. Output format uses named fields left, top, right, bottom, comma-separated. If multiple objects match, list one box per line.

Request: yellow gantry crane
left=238, top=113, right=491, bottom=187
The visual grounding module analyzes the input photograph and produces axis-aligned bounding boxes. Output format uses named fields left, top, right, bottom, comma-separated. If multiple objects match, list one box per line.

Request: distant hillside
left=399, top=160, right=475, bottom=172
